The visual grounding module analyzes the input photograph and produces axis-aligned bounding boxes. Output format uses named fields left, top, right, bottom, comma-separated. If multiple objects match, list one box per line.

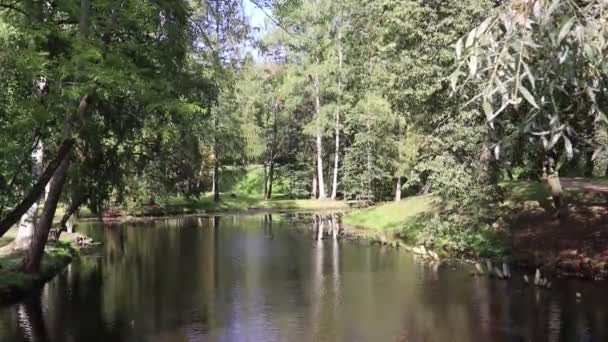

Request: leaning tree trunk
left=22, top=93, right=88, bottom=274
left=22, top=155, right=70, bottom=274
left=314, top=71, right=327, bottom=200
left=59, top=194, right=88, bottom=235
left=12, top=140, right=45, bottom=251
left=0, top=139, right=74, bottom=239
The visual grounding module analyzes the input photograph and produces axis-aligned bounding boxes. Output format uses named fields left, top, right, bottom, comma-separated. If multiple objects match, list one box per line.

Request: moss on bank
left=0, top=241, right=77, bottom=304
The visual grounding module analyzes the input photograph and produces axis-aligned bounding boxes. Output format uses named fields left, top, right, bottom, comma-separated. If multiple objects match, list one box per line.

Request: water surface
left=0, top=213, right=606, bottom=341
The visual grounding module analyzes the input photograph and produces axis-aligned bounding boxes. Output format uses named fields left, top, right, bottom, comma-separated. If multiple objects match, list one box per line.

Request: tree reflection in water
left=0, top=214, right=607, bottom=342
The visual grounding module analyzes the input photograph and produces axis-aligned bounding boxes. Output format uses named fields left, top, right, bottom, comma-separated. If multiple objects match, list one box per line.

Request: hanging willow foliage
left=452, top=0, right=608, bottom=160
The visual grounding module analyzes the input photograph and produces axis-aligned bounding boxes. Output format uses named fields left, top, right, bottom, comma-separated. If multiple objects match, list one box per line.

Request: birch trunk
left=331, top=21, right=343, bottom=201
left=22, top=95, right=88, bottom=274
left=22, top=155, right=70, bottom=274
left=314, top=72, right=326, bottom=200
left=12, top=140, right=44, bottom=250
left=395, top=177, right=402, bottom=202
left=0, top=139, right=74, bottom=238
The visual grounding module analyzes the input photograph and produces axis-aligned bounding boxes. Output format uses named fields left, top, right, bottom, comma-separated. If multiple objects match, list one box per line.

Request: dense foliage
left=1, top=0, right=607, bottom=270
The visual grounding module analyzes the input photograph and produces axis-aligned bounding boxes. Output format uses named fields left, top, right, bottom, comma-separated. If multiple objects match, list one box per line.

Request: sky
left=243, top=0, right=271, bottom=61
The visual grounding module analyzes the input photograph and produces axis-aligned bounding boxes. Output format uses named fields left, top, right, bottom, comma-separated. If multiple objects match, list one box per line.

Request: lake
left=0, top=213, right=606, bottom=341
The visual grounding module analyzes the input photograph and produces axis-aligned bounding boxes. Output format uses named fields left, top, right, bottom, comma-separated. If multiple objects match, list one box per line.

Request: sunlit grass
left=342, top=195, right=435, bottom=232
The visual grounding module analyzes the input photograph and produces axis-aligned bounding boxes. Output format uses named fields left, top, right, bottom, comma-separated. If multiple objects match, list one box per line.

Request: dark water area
left=0, top=213, right=607, bottom=342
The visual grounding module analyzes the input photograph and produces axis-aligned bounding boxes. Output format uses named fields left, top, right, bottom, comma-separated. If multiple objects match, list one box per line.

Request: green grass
left=133, top=194, right=348, bottom=217
left=219, top=165, right=288, bottom=197
left=342, top=196, right=436, bottom=245
left=343, top=196, right=435, bottom=232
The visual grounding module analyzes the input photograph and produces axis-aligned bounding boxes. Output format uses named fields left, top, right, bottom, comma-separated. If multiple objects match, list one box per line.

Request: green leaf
left=558, top=17, right=575, bottom=44
left=518, top=86, right=539, bottom=109
left=521, top=61, right=535, bottom=89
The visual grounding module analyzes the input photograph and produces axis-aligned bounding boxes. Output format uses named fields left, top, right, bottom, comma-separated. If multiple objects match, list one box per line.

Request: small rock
left=524, top=275, right=529, bottom=284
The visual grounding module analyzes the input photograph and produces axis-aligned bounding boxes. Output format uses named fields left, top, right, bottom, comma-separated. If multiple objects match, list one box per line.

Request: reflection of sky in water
left=0, top=213, right=606, bottom=341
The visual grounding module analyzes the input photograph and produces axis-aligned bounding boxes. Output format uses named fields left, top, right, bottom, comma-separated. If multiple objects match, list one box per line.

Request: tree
left=453, top=0, right=608, bottom=208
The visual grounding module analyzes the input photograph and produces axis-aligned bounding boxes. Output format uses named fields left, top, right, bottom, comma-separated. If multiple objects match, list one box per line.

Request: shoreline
left=0, top=233, right=97, bottom=305
left=88, top=206, right=608, bottom=281
left=339, top=220, right=608, bottom=282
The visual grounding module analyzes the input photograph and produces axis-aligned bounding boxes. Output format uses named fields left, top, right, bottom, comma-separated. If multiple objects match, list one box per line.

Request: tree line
left=1, top=0, right=607, bottom=272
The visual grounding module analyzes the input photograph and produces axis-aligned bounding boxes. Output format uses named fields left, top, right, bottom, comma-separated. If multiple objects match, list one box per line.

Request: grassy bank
left=119, top=195, right=349, bottom=218
left=0, top=240, right=76, bottom=304
left=342, top=196, right=435, bottom=245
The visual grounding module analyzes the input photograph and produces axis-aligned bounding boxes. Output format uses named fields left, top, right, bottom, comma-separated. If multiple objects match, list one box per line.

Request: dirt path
left=510, top=177, right=608, bottom=280
left=561, top=177, right=608, bottom=193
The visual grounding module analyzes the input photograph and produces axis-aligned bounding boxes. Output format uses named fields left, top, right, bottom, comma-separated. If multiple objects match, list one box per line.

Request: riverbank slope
left=342, top=179, right=608, bottom=280
left=0, top=230, right=94, bottom=304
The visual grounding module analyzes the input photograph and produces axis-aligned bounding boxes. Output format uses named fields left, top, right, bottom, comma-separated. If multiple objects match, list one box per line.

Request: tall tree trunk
left=267, top=160, right=275, bottom=200
left=266, top=98, right=279, bottom=200
left=312, top=155, right=318, bottom=199
left=12, top=140, right=45, bottom=250
left=331, top=21, right=343, bottom=201
left=212, top=159, right=220, bottom=202
left=395, top=177, right=402, bottom=202
left=0, top=139, right=74, bottom=238
left=263, top=162, right=269, bottom=199
left=212, top=104, right=220, bottom=202
left=22, top=155, right=70, bottom=274
left=314, top=72, right=326, bottom=200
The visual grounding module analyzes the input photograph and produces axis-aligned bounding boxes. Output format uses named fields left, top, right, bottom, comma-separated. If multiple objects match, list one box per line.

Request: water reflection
left=0, top=214, right=606, bottom=341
